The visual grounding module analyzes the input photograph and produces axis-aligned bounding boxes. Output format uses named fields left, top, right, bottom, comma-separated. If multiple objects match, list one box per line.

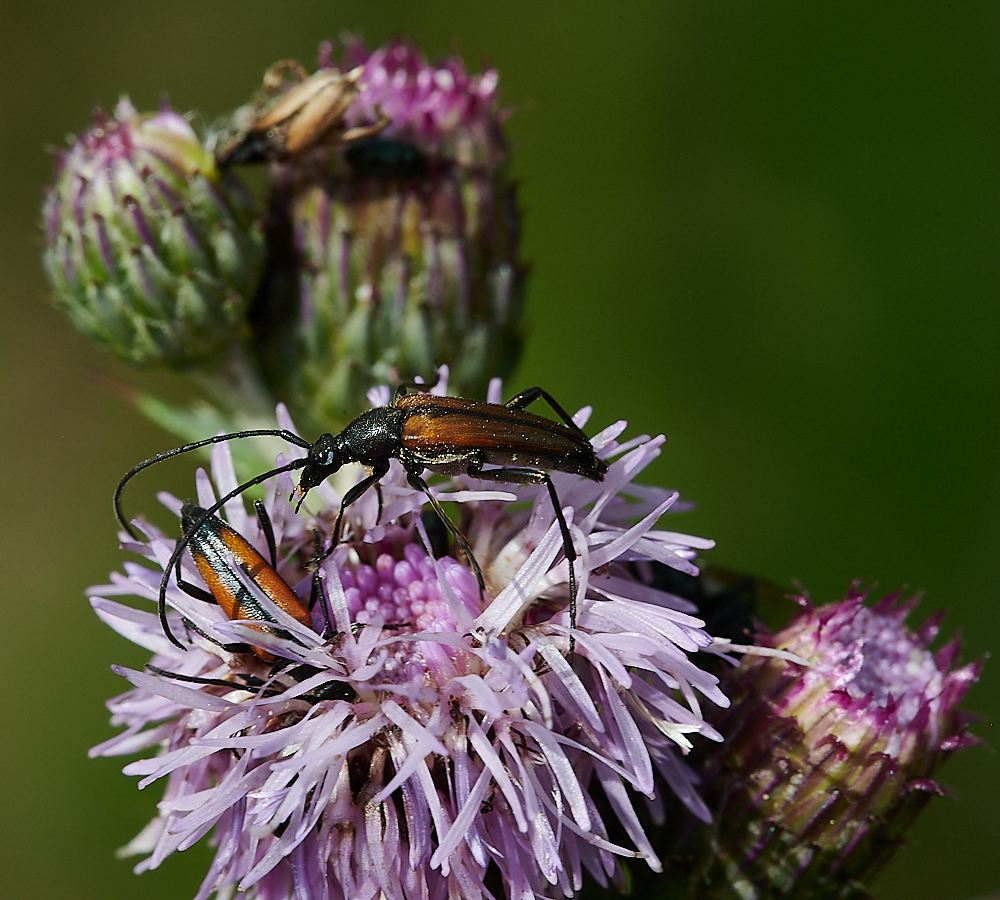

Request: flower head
left=43, top=99, right=263, bottom=368
left=340, top=38, right=505, bottom=167
left=241, top=40, right=524, bottom=431
left=90, top=376, right=726, bottom=899
left=682, top=585, right=982, bottom=899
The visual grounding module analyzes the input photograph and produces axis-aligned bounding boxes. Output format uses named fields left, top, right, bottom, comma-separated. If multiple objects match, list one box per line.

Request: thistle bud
left=682, top=585, right=981, bottom=899
left=43, top=99, right=264, bottom=368
left=247, top=40, right=525, bottom=430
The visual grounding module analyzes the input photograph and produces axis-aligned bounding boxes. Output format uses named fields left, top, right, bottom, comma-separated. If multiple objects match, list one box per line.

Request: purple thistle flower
left=245, top=39, right=524, bottom=432
left=681, top=584, right=982, bottom=899
left=339, top=38, right=506, bottom=165
left=89, top=370, right=728, bottom=900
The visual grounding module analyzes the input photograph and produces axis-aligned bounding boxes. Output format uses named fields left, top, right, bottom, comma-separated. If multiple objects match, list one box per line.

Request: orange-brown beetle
left=177, top=500, right=312, bottom=662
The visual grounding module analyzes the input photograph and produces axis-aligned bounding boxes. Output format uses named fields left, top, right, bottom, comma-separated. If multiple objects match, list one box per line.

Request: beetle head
left=297, top=433, right=344, bottom=499
left=179, top=500, right=205, bottom=535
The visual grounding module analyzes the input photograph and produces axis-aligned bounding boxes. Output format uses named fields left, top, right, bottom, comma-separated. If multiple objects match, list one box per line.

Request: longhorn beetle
left=150, top=500, right=354, bottom=703
left=174, top=499, right=320, bottom=662
left=154, top=500, right=356, bottom=702
left=115, top=386, right=609, bottom=655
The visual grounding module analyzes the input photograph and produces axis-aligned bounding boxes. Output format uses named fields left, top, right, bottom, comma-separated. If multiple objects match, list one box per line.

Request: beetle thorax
left=336, top=406, right=405, bottom=467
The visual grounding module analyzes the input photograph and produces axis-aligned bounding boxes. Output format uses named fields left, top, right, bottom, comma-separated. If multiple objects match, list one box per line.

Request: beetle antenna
left=114, top=428, right=313, bottom=540
left=158, top=458, right=309, bottom=650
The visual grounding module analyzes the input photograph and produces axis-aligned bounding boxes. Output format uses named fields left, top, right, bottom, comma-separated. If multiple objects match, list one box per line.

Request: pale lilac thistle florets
left=777, top=588, right=979, bottom=750
left=89, top=372, right=725, bottom=900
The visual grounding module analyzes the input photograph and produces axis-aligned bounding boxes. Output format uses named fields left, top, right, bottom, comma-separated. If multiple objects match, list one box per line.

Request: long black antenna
left=114, top=429, right=313, bottom=539
left=158, top=458, right=311, bottom=649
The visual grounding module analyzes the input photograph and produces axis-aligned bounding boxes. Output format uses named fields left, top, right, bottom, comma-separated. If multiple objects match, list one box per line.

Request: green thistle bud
left=240, top=41, right=525, bottom=430
left=43, top=99, right=264, bottom=368
left=682, top=586, right=981, bottom=899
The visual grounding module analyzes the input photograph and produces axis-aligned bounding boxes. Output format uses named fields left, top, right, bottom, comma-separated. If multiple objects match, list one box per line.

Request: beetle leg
left=178, top=616, right=252, bottom=656
left=332, top=463, right=389, bottom=545
left=468, top=464, right=580, bottom=656
left=420, top=507, right=450, bottom=559
left=147, top=665, right=265, bottom=692
left=406, top=471, right=487, bottom=595
left=177, top=578, right=218, bottom=605
left=254, top=499, right=278, bottom=569
left=310, top=567, right=334, bottom=639
left=503, top=387, right=589, bottom=440
left=309, top=528, right=335, bottom=639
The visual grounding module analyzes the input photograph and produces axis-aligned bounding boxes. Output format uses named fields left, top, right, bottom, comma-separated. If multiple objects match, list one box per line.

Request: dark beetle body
left=344, top=139, right=427, bottom=179
left=180, top=501, right=311, bottom=661
left=298, top=393, right=608, bottom=493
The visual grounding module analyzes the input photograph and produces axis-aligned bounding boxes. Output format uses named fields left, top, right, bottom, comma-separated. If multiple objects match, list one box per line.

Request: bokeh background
left=1, top=2, right=996, bottom=898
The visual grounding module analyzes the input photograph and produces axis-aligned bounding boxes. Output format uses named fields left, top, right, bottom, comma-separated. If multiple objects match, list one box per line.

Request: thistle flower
left=248, top=40, right=524, bottom=431
left=683, top=585, right=982, bottom=899
left=339, top=38, right=507, bottom=168
left=89, top=376, right=728, bottom=900
left=43, top=99, right=264, bottom=367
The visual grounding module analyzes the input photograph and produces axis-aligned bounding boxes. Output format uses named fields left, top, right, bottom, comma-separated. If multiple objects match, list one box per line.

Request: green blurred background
left=1, top=2, right=996, bottom=897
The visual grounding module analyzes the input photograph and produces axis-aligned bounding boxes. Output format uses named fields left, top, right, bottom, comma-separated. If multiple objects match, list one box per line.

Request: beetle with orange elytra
left=149, top=499, right=354, bottom=702
left=115, top=385, right=609, bottom=656
left=174, top=498, right=316, bottom=663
